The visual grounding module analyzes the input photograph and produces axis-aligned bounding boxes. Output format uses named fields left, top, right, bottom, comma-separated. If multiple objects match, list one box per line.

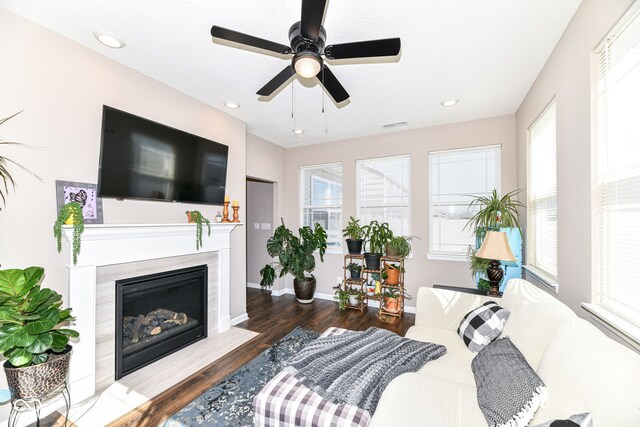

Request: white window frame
left=299, top=162, right=343, bottom=251
left=356, top=154, right=411, bottom=237
left=525, top=99, right=559, bottom=291
left=583, top=2, right=640, bottom=350
left=428, top=145, right=501, bottom=261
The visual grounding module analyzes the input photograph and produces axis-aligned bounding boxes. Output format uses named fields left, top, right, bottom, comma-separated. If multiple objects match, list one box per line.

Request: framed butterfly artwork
left=55, top=180, right=104, bottom=224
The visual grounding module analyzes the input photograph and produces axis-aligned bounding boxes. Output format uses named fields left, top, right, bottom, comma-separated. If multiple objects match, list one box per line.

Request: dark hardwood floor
left=107, top=288, right=415, bottom=427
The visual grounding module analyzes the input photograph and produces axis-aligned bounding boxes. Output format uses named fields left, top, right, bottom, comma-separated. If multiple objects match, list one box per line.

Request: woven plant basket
left=3, top=346, right=72, bottom=400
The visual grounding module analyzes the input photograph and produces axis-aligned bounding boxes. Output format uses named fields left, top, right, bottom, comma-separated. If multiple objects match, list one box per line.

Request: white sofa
left=370, top=279, right=640, bottom=427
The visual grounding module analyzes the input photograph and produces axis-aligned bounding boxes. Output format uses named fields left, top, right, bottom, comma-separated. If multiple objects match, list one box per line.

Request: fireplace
left=115, top=265, right=207, bottom=379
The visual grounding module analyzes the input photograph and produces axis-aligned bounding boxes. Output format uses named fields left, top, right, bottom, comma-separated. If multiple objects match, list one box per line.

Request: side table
left=8, top=382, right=70, bottom=427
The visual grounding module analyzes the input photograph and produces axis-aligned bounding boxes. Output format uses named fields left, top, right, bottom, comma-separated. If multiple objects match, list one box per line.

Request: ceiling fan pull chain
left=291, top=79, right=295, bottom=119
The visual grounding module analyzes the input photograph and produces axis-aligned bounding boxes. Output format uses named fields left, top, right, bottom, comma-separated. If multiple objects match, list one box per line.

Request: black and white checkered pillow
left=457, top=301, right=510, bottom=352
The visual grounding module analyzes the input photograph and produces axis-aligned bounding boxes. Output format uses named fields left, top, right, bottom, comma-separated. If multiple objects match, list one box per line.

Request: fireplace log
left=131, top=314, right=145, bottom=343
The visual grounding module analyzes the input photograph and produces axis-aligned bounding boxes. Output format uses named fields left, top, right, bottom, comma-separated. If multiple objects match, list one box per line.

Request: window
left=589, top=7, right=640, bottom=335
left=526, top=101, right=558, bottom=281
left=429, top=145, right=501, bottom=259
left=357, top=155, right=411, bottom=236
left=300, top=163, right=343, bottom=247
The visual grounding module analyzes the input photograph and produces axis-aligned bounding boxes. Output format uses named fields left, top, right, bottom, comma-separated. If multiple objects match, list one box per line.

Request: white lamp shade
left=294, top=55, right=321, bottom=78
left=476, top=231, right=517, bottom=262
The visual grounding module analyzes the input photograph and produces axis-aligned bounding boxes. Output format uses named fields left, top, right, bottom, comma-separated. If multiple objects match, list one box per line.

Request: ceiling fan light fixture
left=293, top=52, right=322, bottom=79
left=440, top=98, right=459, bottom=107
left=93, top=31, right=125, bottom=49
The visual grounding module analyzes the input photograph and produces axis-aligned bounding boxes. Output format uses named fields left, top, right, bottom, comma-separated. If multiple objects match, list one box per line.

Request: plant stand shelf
left=341, top=255, right=406, bottom=318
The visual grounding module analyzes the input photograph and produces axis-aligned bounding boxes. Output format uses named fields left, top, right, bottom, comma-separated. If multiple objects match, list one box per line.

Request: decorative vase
left=348, top=294, right=359, bottom=306
left=384, top=297, right=400, bottom=313
left=345, top=239, right=363, bottom=255
left=363, top=253, right=382, bottom=270
left=293, top=277, right=316, bottom=304
left=3, top=346, right=72, bottom=400
left=385, top=267, right=400, bottom=285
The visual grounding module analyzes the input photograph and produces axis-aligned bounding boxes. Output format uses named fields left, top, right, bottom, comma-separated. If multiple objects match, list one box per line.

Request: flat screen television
left=98, top=106, right=229, bottom=205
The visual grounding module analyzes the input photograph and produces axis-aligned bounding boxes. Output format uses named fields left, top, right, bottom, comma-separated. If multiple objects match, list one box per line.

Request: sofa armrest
left=414, top=287, right=498, bottom=331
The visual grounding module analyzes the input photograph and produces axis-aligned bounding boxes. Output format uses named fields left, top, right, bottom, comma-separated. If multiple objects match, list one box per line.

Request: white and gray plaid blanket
left=284, top=327, right=447, bottom=413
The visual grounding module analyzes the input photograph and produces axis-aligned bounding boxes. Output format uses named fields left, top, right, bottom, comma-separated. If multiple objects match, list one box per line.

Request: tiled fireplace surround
left=62, top=223, right=239, bottom=404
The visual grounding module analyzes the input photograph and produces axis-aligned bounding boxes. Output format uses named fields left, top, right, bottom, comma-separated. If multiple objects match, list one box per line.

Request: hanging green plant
left=53, top=202, right=84, bottom=265
left=185, top=210, right=211, bottom=250
left=0, top=111, right=43, bottom=209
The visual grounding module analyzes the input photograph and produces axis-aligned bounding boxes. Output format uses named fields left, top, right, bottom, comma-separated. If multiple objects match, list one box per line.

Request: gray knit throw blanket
left=284, top=327, right=446, bottom=413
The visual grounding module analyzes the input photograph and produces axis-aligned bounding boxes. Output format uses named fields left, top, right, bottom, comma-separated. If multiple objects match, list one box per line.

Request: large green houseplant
left=260, top=219, right=327, bottom=303
left=464, top=189, right=524, bottom=291
left=0, top=111, right=42, bottom=209
left=0, top=266, right=79, bottom=399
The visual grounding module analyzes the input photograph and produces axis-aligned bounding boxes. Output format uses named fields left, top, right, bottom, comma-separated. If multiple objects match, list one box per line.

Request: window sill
left=581, top=303, right=640, bottom=351
left=322, top=247, right=343, bottom=255
left=426, top=252, right=467, bottom=262
left=522, top=265, right=559, bottom=293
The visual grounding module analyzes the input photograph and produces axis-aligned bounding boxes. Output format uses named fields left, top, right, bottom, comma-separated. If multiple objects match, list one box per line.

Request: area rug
left=160, top=327, right=320, bottom=427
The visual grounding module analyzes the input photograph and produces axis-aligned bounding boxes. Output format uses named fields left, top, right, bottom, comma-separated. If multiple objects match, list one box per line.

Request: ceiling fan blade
left=324, top=38, right=401, bottom=60
left=257, top=65, right=295, bottom=96
left=316, top=65, right=349, bottom=103
left=211, top=26, right=292, bottom=55
left=300, top=0, right=327, bottom=41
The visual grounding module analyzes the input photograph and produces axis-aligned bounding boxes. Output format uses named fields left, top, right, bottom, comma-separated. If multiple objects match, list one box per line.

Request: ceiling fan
left=210, top=0, right=401, bottom=103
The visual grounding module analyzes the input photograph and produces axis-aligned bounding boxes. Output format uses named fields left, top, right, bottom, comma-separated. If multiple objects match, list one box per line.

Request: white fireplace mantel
left=62, top=223, right=240, bottom=403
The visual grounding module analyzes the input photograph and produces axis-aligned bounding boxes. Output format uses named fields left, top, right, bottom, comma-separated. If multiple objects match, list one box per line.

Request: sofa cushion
left=369, top=373, right=486, bottom=427
left=458, top=301, right=510, bottom=352
left=531, top=317, right=640, bottom=427
left=500, top=279, right=576, bottom=369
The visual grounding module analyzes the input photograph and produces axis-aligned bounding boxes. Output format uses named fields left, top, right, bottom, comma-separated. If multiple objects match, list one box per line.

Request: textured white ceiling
left=0, top=0, right=581, bottom=147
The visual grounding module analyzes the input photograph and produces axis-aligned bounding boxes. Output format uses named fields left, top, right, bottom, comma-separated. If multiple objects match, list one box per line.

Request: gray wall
left=515, top=0, right=635, bottom=317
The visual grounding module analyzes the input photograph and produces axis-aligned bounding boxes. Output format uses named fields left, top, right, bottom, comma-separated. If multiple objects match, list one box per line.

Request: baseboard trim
left=230, top=313, right=249, bottom=325
left=248, top=283, right=416, bottom=313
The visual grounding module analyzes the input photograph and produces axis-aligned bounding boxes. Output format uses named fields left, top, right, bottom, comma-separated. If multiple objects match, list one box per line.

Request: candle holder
left=231, top=205, right=240, bottom=223
left=222, top=201, right=230, bottom=223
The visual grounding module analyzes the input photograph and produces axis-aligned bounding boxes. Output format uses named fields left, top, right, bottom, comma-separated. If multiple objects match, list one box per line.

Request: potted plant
left=346, top=262, right=362, bottom=279
left=464, top=189, right=524, bottom=238
left=383, top=262, right=404, bottom=285
left=333, top=285, right=349, bottom=310
left=0, top=111, right=43, bottom=210
left=53, top=201, right=84, bottom=265
left=346, top=287, right=362, bottom=306
left=0, top=266, right=79, bottom=400
left=385, top=235, right=414, bottom=258
left=260, top=219, right=327, bottom=303
left=185, top=210, right=211, bottom=251
left=467, top=246, right=492, bottom=293
left=382, top=289, right=412, bottom=313
left=362, top=220, right=393, bottom=270
left=342, top=216, right=365, bottom=254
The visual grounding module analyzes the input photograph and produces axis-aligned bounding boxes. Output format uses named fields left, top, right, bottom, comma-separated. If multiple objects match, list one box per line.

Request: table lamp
left=476, top=231, right=517, bottom=296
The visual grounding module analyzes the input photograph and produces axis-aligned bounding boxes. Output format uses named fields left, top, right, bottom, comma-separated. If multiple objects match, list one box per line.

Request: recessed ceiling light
left=292, top=129, right=305, bottom=135
left=440, top=98, right=459, bottom=107
left=223, top=101, right=240, bottom=109
left=93, top=31, right=125, bottom=49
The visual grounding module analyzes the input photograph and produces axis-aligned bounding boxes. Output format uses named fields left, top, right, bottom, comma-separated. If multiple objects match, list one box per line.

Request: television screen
left=98, top=106, right=228, bottom=205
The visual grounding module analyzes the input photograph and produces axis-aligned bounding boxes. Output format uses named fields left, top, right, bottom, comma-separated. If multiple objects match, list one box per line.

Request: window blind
left=428, top=145, right=501, bottom=258
left=592, top=8, right=640, bottom=329
left=300, top=163, right=343, bottom=247
left=527, top=102, right=558, bottom=278
left=356, top=155, right=411, bottom=236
